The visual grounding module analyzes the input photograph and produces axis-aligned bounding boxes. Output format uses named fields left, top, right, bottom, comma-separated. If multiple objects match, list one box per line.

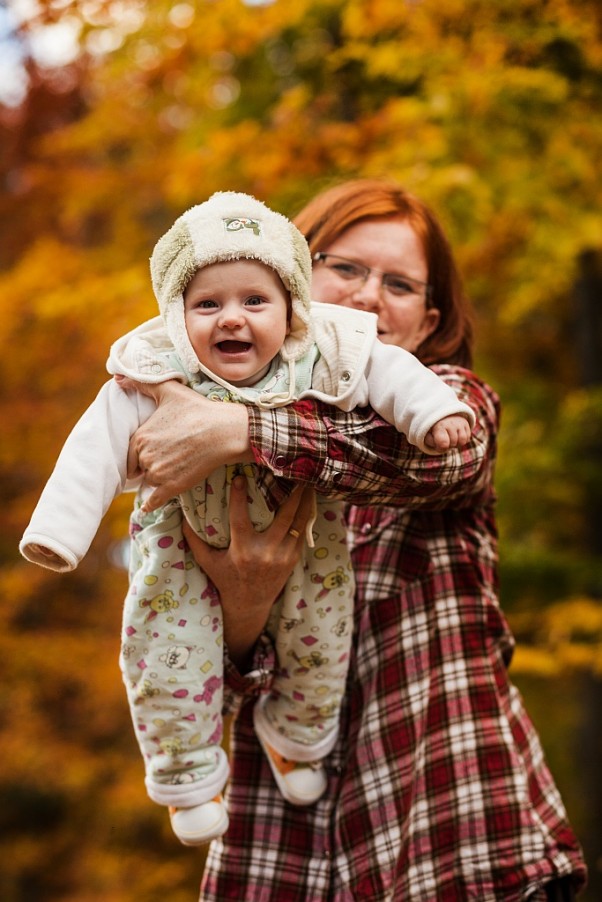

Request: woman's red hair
left=294, top=179, right=474, bottom=368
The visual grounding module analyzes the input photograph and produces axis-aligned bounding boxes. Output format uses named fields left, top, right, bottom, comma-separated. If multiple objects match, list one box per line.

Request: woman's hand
left=182, top=474, right=315, bottom=671
left=124, top=379, right=252, bottom=511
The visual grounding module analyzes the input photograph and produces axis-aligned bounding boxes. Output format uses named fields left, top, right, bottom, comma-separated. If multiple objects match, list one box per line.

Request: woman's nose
left=349, top=274, right=382, bottom=311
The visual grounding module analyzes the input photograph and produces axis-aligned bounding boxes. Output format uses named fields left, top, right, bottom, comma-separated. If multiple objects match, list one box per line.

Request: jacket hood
left=149, top=191, right=313, bottom=374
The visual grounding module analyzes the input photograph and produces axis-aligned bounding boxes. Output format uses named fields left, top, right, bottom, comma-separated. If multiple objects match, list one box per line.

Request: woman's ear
left=419, top=307, right=440, bottom=343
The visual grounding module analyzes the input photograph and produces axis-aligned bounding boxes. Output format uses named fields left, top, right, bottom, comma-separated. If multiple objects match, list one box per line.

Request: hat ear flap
left=151, top=219, right=197, bottom=310
left=280, top=228, right=313, bottom=361
left=291, top=228, right=312, bottom=296
left=151, top=219, right=203, bottom=373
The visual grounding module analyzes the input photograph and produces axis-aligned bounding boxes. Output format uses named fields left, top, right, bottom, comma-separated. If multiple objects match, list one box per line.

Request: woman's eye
left=384, top=278, right=414, bottom=296
left=331, top=263, right=363, bottom=279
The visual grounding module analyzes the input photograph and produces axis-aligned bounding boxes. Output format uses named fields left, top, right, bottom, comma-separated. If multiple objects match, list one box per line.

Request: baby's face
left=183, top=259, right=290, bottom=387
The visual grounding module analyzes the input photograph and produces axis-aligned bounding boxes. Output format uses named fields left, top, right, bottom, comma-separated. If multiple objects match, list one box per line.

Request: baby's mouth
left=216, top=340, right=252, bottom=354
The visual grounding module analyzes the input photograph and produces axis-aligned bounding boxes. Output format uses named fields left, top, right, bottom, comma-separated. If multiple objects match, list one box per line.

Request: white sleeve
left=363, top=342, right=476, bottom=453
left=19, top=381, right=155, bottom=572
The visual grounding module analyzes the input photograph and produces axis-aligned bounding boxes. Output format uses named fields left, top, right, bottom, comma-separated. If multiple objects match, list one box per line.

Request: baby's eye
left=245, top=295, right=264, bottom=306
left=196, top=299, right=218, bottom=309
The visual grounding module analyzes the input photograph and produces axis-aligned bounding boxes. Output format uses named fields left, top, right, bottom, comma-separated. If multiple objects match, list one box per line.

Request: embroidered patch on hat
left=223, top=217, right=262, bottom=236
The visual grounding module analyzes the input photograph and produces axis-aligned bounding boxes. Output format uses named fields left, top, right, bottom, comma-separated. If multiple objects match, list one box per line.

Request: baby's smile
left=216, top=340, right=252, bottom=354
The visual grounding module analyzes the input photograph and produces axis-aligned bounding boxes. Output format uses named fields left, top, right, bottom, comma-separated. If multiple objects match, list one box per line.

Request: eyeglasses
left=313, top=253, right=432, bottom=302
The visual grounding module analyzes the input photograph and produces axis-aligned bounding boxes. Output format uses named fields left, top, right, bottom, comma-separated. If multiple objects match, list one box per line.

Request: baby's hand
left=424, top=414, right=472, bottom=451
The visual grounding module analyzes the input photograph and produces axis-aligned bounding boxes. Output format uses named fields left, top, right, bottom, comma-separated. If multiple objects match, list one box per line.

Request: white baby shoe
left=254, top=724, right=327, bottom=806
left=168, top=796, right=229, bottom=846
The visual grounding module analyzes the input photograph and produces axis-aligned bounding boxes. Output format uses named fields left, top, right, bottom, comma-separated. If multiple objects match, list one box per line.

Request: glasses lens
left=382, top=274, right=423, bottom=297
left=318, top=254, right=430, bottom=300
left=325, top=257, right=367, bottom=281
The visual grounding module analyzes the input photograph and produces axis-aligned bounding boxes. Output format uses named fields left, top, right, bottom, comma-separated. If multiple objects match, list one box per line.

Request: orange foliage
left=2, top=0, right=602, bottom=897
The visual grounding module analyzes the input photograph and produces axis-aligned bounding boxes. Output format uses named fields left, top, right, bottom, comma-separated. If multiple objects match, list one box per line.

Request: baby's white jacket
left=20, top=303, right=474, bottom=573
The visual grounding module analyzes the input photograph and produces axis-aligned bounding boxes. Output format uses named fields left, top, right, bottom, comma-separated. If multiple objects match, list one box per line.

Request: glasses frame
left=313, top=252, right=433, bottom=303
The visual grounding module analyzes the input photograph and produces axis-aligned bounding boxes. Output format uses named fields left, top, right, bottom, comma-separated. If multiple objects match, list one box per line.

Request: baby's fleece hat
left=150, top=191, right=313, bottom=374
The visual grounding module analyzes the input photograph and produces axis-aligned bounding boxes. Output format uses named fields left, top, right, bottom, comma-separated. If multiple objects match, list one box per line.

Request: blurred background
left=1, top=0, right=601, bottom=899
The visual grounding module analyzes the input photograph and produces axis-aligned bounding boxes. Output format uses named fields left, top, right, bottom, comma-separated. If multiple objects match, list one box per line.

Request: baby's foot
left=257, top=735, right=327, bottom=806
left=168, top=795, right=228, bottom=846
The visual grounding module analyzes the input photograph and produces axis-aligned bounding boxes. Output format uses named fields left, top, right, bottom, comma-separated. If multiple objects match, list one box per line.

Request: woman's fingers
left=127, top=384, right=252, bottom=501
left=115, top=374, right=170, bottom=401
left=226, top=476, right=313, bottom=549
left=126, top=438, right=143, bottom=481
left=226, top=475, right=257, bottom=545
left=295, top=485, right=317, bottom=535
left=272, top=483, right=315, bottom=539
left=183, top=475, right=308, bottom=589
left=279, top=484, right=316, bottom=547
left=182, top=519, right=220, bottom=572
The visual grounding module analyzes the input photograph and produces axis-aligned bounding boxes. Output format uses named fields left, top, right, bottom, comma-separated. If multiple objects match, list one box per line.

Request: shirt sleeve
left=19, top=381, right=155, bottom=571
left=248, top=366, right=499, bottom=510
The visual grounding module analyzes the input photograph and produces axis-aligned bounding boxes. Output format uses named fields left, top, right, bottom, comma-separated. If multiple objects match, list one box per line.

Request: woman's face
left=311, top=217, right=440, bottom=353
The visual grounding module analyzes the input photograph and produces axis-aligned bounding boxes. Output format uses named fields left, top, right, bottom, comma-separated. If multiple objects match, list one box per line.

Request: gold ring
left=288, top=527, right=301, bottom=539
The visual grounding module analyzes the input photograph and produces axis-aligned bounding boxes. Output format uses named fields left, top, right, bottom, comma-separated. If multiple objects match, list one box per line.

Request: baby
left=20, top=192, right=474, bottom=846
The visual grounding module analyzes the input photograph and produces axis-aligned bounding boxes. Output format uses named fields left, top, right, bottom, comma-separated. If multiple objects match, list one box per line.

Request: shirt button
left=361, top=522, right=372, bottom=535
left=274, top=455, right=287, bottom=468
left=340, top=370, right=351, bottom=382
left=323, top=848, right=332, bottom=859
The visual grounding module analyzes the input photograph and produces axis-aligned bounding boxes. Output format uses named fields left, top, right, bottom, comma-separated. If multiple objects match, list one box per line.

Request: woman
left=128, top=180, right=586, bottom=900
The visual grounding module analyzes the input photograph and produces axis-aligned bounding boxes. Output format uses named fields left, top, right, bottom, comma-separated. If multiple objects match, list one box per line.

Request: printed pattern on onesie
left=120, top=460, right=355, bottom=787
left=120, top=498, right=226, bottom=789
left=262, top=501, right=355, bottom=752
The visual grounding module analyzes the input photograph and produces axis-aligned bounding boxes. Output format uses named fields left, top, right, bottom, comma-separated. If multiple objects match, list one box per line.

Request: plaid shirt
left=201, top=366, right=586, bottom=902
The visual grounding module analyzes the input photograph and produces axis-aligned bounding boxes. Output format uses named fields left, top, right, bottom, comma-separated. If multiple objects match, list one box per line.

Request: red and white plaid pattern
left=201, top=367, right=586, bottom=901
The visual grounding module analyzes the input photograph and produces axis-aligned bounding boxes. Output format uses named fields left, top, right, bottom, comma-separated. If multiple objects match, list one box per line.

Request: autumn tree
left=1, top=1, right=601, bottom=898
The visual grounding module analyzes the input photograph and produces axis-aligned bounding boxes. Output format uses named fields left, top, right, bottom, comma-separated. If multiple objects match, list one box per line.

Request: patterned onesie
left=121, top=349, right=355, bottom=808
